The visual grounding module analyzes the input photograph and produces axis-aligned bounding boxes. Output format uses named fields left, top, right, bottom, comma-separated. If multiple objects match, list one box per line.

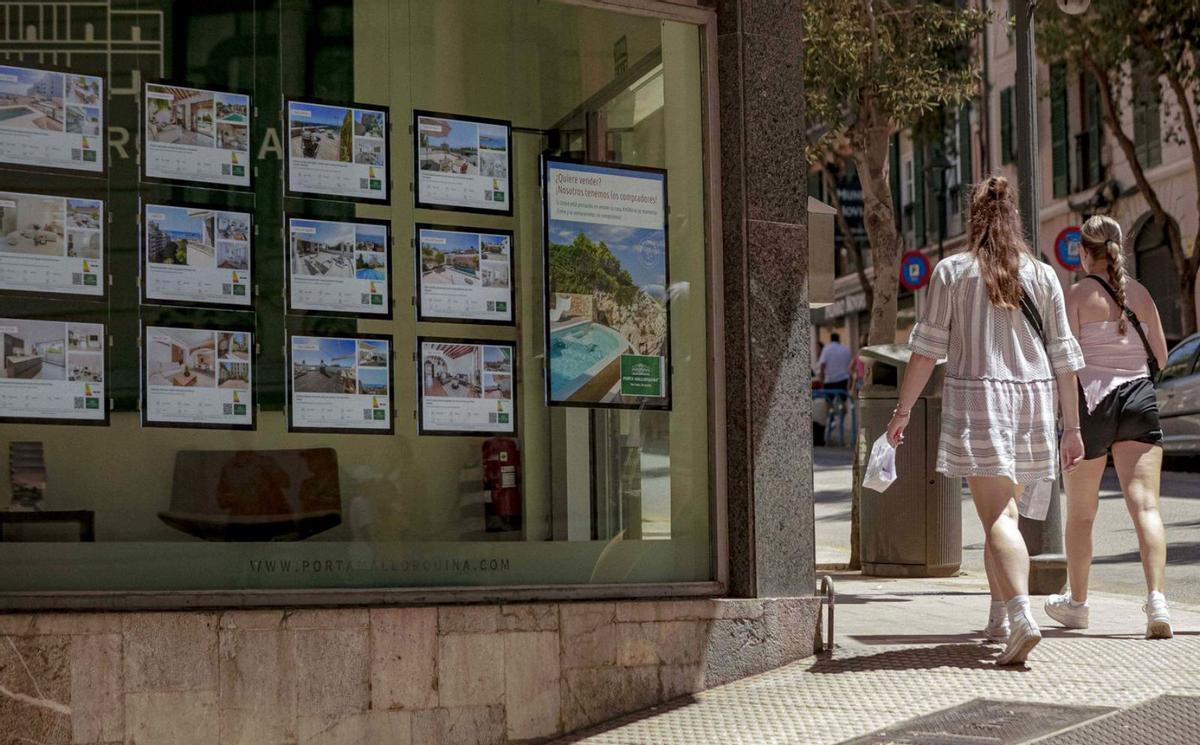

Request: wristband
left=892, top=407, right=911, bottom=418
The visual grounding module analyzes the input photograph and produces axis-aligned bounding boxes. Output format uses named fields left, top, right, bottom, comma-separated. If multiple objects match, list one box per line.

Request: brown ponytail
left=969, top=175, right=1029, bottom=309
left=1080, top=215, right=1130, bottom=334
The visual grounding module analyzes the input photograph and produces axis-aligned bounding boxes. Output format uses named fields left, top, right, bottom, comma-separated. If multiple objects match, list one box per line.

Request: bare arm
left=885, top=352, right=937, bottom=446
left=1136, top=285, right=1169, bottom=369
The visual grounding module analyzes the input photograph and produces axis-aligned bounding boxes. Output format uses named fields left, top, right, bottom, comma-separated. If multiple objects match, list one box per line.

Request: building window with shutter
left=1133, top=67, right=1162, bottom=169
left=1050, top=63, right=1070, bottom=198
left=1000, top=86, right=1015, bottom=165
left=1077, top=73, right=1104, bottom=189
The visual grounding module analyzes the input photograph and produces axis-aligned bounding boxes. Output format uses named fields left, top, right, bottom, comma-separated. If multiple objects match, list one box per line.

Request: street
left=815, top=446, right=1200, bottom=605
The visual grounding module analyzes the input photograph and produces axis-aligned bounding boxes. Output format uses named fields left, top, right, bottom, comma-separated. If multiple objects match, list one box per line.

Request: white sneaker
left=1044, top=593, right=1090, bottom=629
left=996, top=610, right=1042, bottom=666
left=1145, top=594, right=1173, bottom=639
left=984, top=603, right=1009, bottom=641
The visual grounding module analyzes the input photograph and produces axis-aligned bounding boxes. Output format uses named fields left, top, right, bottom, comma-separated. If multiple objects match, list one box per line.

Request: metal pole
left=1014, top=0, right=1067, bottom=594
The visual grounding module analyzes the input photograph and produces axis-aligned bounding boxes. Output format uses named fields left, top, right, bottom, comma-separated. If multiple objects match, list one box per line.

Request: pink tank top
left=1076, top=320, right=1150, bottom=413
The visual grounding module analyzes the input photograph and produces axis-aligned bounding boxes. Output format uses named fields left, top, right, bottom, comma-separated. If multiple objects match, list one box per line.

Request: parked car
left=1157, top=332, right=1200, bottom=455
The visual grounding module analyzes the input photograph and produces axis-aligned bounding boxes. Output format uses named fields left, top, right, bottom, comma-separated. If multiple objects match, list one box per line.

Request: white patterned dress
left=909, top=252, right=1085, bottom=519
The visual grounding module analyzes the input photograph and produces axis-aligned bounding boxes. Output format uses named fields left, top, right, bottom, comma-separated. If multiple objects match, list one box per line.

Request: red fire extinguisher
left=483, top=437, right=521, bottom=532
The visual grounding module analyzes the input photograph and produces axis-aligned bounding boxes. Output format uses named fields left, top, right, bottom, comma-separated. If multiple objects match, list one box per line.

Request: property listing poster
left=143, top=325, right=253, bottom=428
left=414, top=112, right=511, bottom=214
left=543, top=158, right=670, bottom=409
left=144, top=83, right=251, bottom=187
left=0, top=318, right=105, bottom=423
left=0, top=64, right=104, bottom=174
left=143, top=203, right=252, bottom=307
left=0, top=191, right=104, bottom=297
left=289, top=334, right=392, bottom=433
left=288, top=216, right=390, bottom=317
left=287, top=100, right=388, bottom=201
left=419, top=338, right=515, bottom=435
left=416, top=225, right=513, bottom=324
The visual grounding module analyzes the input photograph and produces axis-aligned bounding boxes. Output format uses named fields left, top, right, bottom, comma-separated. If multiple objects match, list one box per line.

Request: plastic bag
left=862, top=433, right=897, bottom=492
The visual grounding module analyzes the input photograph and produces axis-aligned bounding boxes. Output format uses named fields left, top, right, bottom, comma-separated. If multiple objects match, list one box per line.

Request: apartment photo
left=147, top=328, right=217, bottom=387
left=218, top=361, right=250, bottom=389
left=291, top=220, right=355, bottom=278
left=146, top=85, right=215, bottom=147
left=1, top=320, right=66, bottom=380
left=0, top=192, right=65, bottom=257
left=422, top=343, right=482, bottom=398
left=69, top=353, right=102, bottom=382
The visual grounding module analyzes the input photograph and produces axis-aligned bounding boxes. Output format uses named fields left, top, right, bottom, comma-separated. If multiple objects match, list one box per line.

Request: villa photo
left=481, top=235, right=509, bottom=258
left=354, top=111, right=384, bottom=138
left=217, top=241, right=248, bottom=270
left=357, top=367, right=389, bottom=395
left=217, top=332, right=250, bottom=361
left=417, top=116, right=478, bottom=175
left=422, top=343, right=482, bottom=399
left=289, top=102, right=352, bottom=163
left=146, top=85, right=215, bottom=147
left=0, top=192, right=65, bottom=257
left=69, top=353, right=103, bottom=382
left=482, top=345, right=512, bottom=374
left=218, top=361, right=250, bottom=389
left=215, top=94, right=249, bottom=123
left=483, top=373, right=512, bottom=400
left=354, top=140, right=384, bottom=166
left=66, top=231, right=101, bottom=259
left=357, top=340, right=387, bottom=367
left=66, top=75, right=102, bottom=107
left=217, top=122, right=249, bottom=152
left=481, top=262, right=509, bottom=289
left=66, top=106, right=101, bottom=135
left=147, top=328, right=217, bottom=388
left=146, top=206, right=216, bottom=267
left=217, top=214, right=250, bottom=241
left=355, top=250, right=386, bottom=280
left=0, top=65, right=65, bottom=132
left=291, top=219, right=355, bottom=278
left=1, top=320, right=66, bottom=380
left=292, top=337, right=357, bottom=394
left=420, top=228, right=481, bottom=289
left=66, top=199, right=102, bottom=230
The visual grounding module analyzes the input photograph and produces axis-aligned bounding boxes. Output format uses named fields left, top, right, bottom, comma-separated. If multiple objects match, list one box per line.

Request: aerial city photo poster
left=542, top=157, right=670, bottom=409
left=0, top=190, right=105, bottom=298
left=142, top=323, right=254, bottom=430
left=0, top=317, right=106, bottom=424
left=415, top=224, right=514, bottom=325
left=142, top=202, right=252, bottom=309
left=0, top=63, right=104, bottom=175
left=413, top=111, right=512, bottom=216
left=287, top=99, right=389, bottom=202
left=418, top=337, right=516, bottom=436
left=288, top=333, right=393, bottom=434
left=286, top=215, right=391, bottom=318
left=143, top=82, right=251, bottom=188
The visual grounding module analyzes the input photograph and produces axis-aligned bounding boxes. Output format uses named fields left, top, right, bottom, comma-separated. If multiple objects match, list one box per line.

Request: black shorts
left=1079, top=377, right=1163, bottom=460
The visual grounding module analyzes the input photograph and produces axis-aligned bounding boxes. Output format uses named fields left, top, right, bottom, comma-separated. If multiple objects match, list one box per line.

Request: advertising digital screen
left=0, top=318, right=105, bottom=424
left=414, top=111, right=511, bottom=215
left=0, top=64, right=104, bottom=174
left=543, top=158, right=670, bottom=409
left=143, top=203, right=252, bottom=308
left=288, top=334, right=392, bottom=434
left=0, top=190, right=104, bottom=298
left=418, top=337, right=516, bottom=436
left=415, top=224, right=513, bottom=325
left=286, top=99, right=389, bottom=202
left=287, top=216, right=390, bottom=318
left=143, top=325, right=254, bottom=429
left=144, top=83, right=251, bottom=188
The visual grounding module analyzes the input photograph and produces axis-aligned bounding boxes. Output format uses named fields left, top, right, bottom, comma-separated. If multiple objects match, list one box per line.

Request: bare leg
left=968, top=476, right=1027, bottom=600
left=1111, top=441, right=1166, bottom=594
left=984, top=543, right=1002, bottom=600
left=1062, top=456, right=1106, bottom=601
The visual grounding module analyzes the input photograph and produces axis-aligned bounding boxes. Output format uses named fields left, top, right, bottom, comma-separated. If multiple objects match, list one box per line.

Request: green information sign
left=619, top=355, right=663, bottom=397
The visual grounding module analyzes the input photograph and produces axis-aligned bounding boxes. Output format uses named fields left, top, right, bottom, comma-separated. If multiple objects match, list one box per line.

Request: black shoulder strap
left=1018, top=287, right=1046, bottom=347
left=1085, top=274, right=1159, bottom=376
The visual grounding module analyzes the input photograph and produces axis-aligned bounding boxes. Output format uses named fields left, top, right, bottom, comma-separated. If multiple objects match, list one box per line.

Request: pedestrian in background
left=1045, top=215, right=1173, bottom=638
left=886, top=176, right=1086, bottom=666
left=818, top=332, right=852, bottom=391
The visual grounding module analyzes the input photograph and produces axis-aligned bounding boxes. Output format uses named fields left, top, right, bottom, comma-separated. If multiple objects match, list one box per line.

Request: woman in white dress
left=886, top=176, right=1086, bottom=666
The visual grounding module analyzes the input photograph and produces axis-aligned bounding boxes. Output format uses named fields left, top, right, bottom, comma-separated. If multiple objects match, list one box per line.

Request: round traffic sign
left=1054, top=227, right=1083, bottom=270
left=899, top=251, right=931, bottom=291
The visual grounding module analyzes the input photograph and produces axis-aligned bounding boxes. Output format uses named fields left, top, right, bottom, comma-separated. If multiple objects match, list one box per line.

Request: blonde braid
left=1106, top=238, right=1130, bottom=334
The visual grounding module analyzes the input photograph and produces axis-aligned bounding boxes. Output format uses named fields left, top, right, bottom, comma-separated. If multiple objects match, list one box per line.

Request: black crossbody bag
left=1018, top=286, right=1049, bottom=354
left=1084, top=274, right=1160, bottom=379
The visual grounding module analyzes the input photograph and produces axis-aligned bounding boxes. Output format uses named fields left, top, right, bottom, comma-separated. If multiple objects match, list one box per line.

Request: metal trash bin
left=857, top=344, right=961, bottom=577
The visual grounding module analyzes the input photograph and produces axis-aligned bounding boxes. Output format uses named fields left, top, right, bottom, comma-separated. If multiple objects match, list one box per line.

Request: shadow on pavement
left=550, top=697, right=700, bottom=743
left=807, top=643, right=1005, bottom=673
left=1094, top=541, right=1200, bottom=565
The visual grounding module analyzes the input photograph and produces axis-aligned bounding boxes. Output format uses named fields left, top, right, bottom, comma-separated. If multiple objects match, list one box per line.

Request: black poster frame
left=284, top=213, right=394, bottom=320
left=416, top=335, right=518, bottom=437
left=0, top=60, right=109, bottom=180
left=412, top=109, right=514, bottom=217
left=286, top=330, right=396, bottom=435
left=141, top=79, right=255, bottom=192
left=139, top=198, right=256, bottom=311
left=413, top=222, right=516, bottom=326
left=0, top=184, right=109, bottom=303
left=0, top=312, right=110, bottom=426
left=284, top=96, right=392, bottom=205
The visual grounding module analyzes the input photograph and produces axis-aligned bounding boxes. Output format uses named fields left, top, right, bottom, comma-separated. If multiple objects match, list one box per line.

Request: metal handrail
left=818, top=574, right=835, bottom=652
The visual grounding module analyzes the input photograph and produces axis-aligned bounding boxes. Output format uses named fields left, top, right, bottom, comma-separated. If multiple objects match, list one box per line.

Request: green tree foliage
left=805, top=0, right=988, bottom=346
left=339, top=110, right=354, bottom=162
left=549, top=233, right=640, bottom=307
left=1039, top=0, right=1200, bottom=335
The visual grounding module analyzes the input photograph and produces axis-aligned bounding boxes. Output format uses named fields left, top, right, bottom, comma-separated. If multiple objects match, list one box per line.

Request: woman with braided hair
left=886, top=176, right=1086, bottom=665
left=1044, top=215, right=1174, bottom=638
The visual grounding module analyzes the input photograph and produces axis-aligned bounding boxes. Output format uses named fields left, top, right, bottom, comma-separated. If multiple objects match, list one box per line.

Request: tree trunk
left=1164, top=71, right=1200, bottom=336
left=849, top=118, right=903, bottom=347
left=821, top=165, right=875, bottom=311
left=1086, top=56, right=1190, bottom=334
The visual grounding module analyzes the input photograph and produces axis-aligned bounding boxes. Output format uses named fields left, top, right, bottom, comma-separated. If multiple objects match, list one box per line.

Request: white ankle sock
left=1006, top=595, right=1032, bottom=624
left=1149, top=590, right=1166, bottom=604
left=989, top=600, right=1005, bottom=620
left=1068, top=596, right=1087, bottom=608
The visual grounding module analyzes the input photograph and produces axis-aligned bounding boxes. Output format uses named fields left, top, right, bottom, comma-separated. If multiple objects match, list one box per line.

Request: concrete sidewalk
left=557, top=573, right=1200, bottom=744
